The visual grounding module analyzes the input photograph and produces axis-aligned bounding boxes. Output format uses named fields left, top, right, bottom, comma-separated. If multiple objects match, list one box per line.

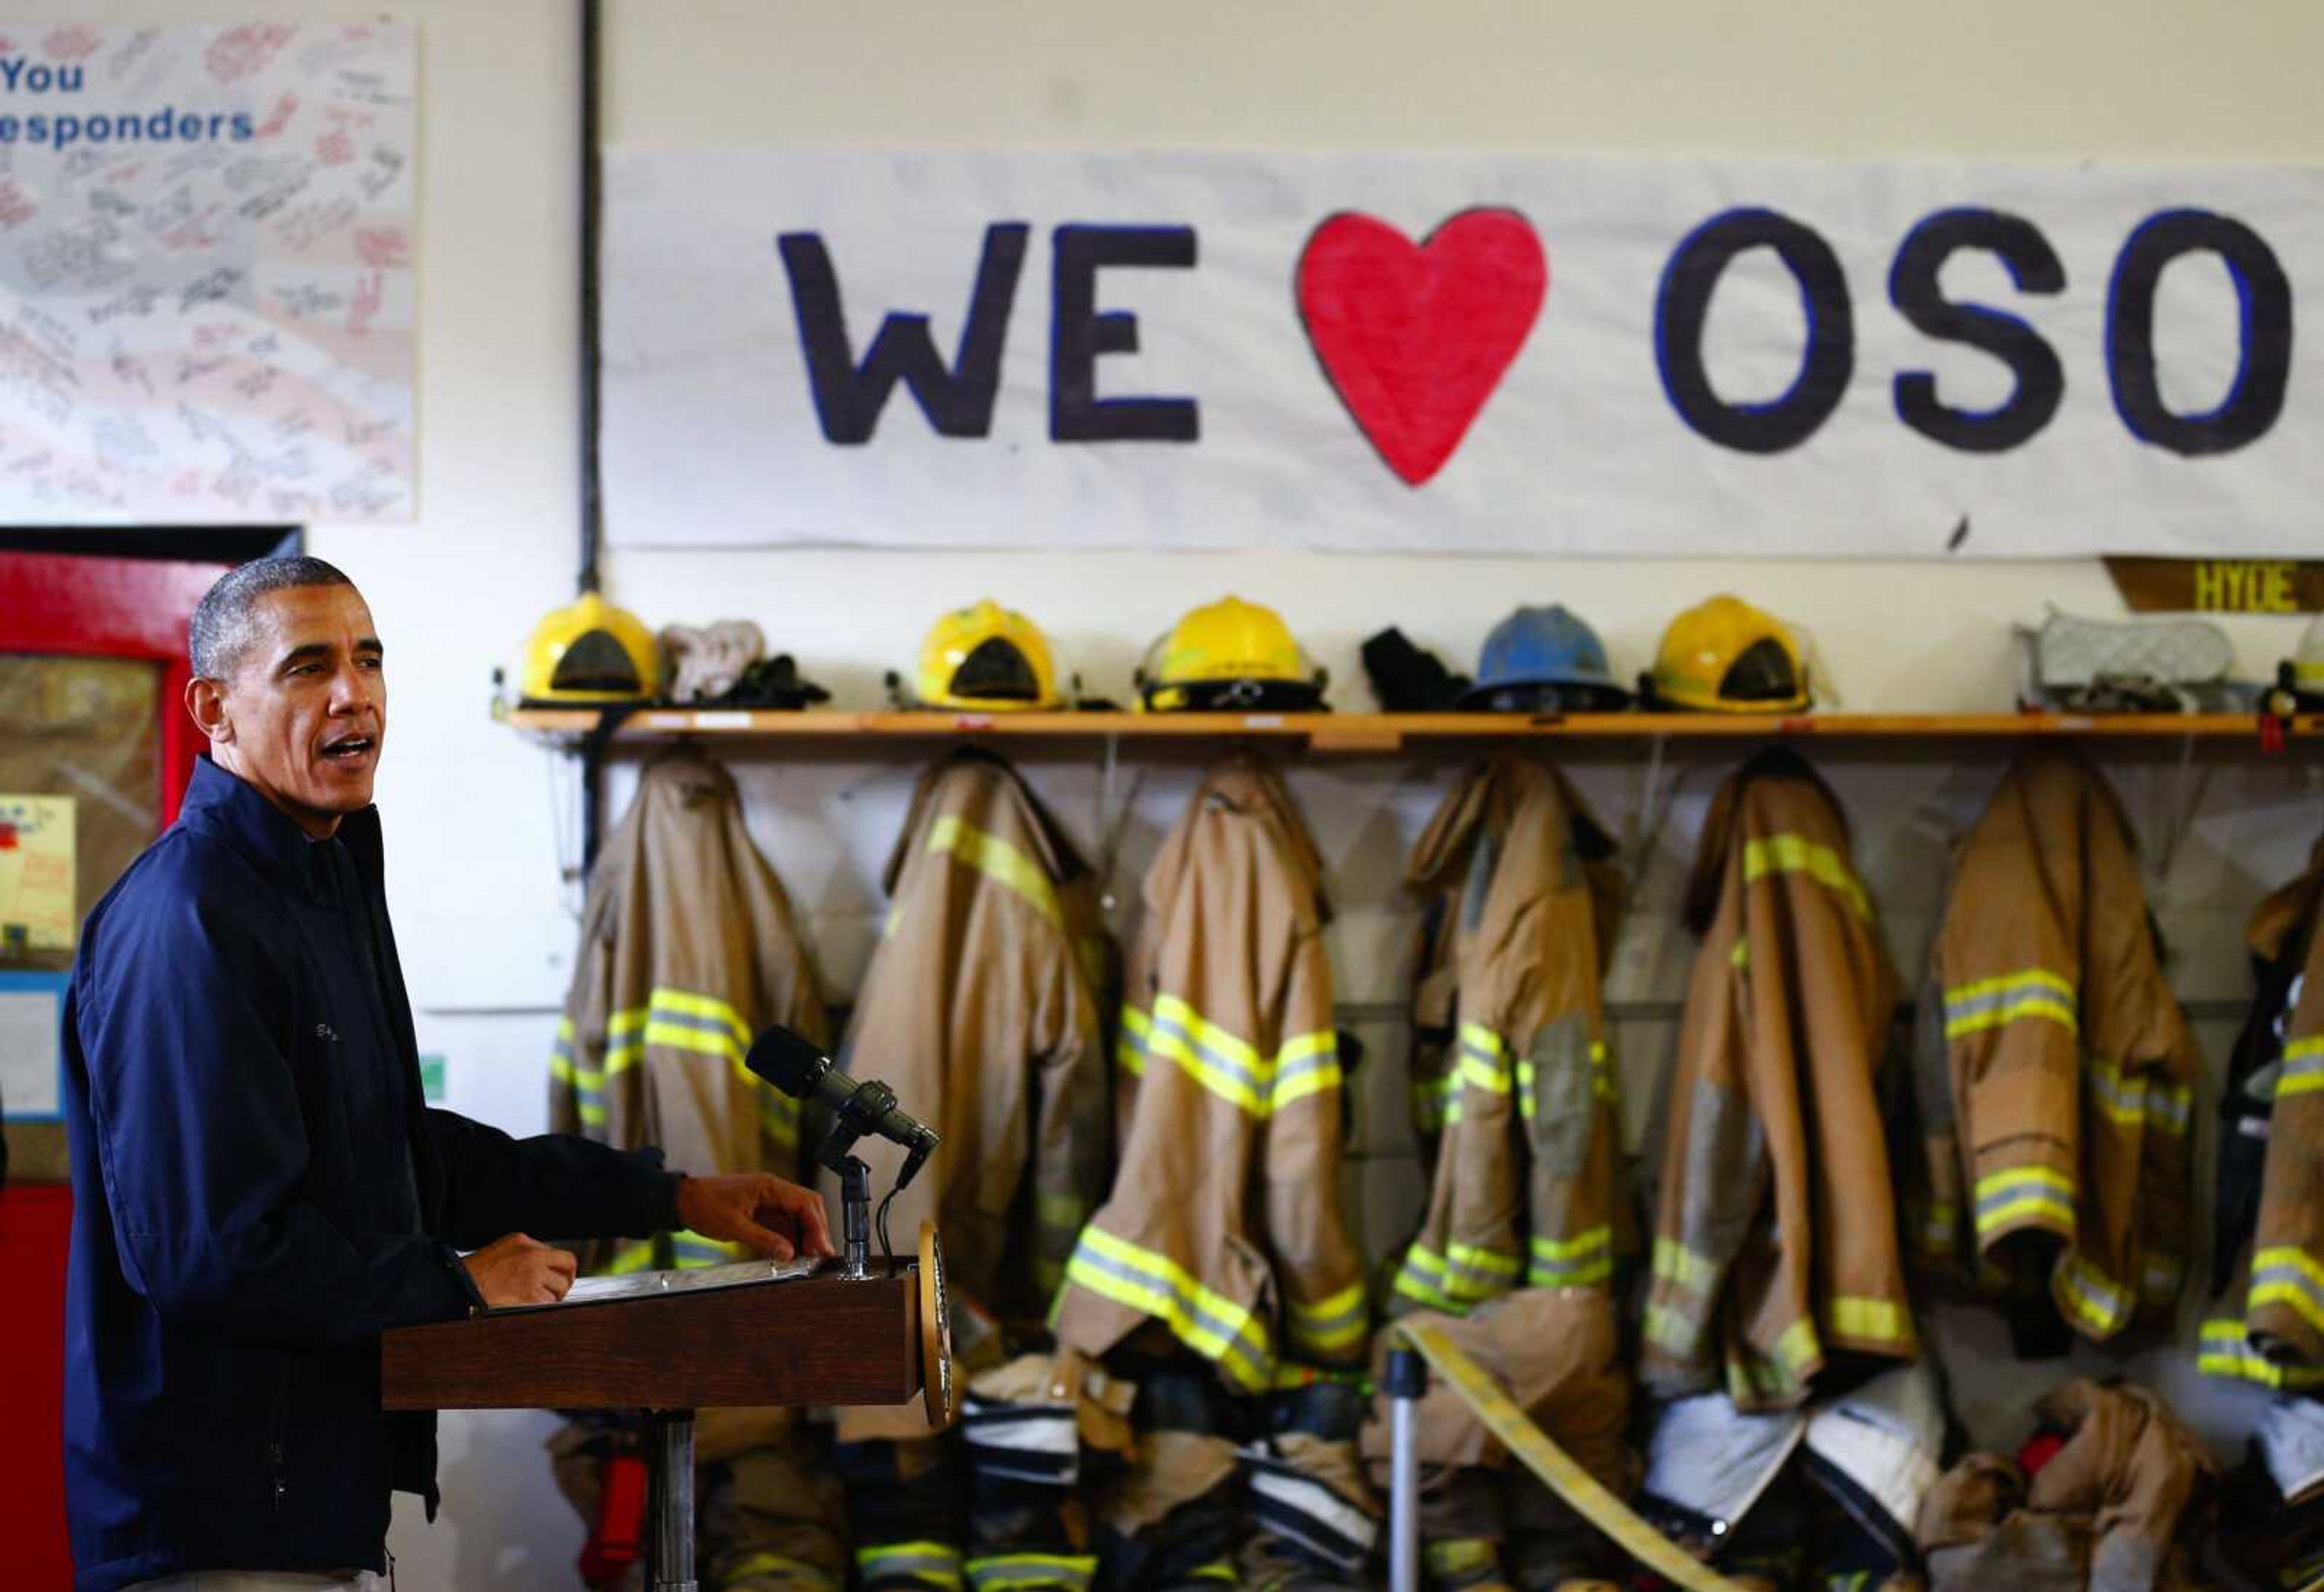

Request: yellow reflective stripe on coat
left=1457, top=1023, right=1512, bottom=1094
left=1942, top=967, right=2077, bottom=1040
left=672, top=1229, right=749, bottom=1270
left=1144, top=994, right=1270, bottom=1114
left=1742, top=834, right=1871, bottom=922
left=1287, top=1280, right=1370, bottom=1354
left=1440, top=1243, right=1520, bottom=1304
left=1973, top=1165, right=2076, bottom=1238
left=1424, top=1539, right=1498, bottom=1578
left=1393, top=1243, right=1463, bottom=1312
left=2252, top=1246, right=2324, bottom=1334
left=858, top=1541, right=966, bottom=1590
left=594, top=988, right=798, bottom=1150
left=1117, top=1004, right=1150, bottom=1077
left=1772, top=1315, right=1821, bottom=1372
left=2083, top=1056, right=2191, bottom=1137
left=1641, top=1301, right=1697, bottom=1355
left=927, top=813, right=1061, bottom=929
left=1828, top=1294, right=1912, bottom=1346
left=2198, top=1318, right=2324, bottom=1389
left=1143, top=994, right=1338, bottom=1119
left=2054, top=1254, right=2131, bottom=1335
left=2280, top=1036, right=2324, bottom=1096
left=1652, top=1235, right=1717, bottom=1295
left=1588, top=1039, right=1617, bottom=1104
left=724, top=1550, right=841, bottom=1591
left=551, top=1022, right=613, bottom=1126
left=1063, top=1225, right=1272, bottom=1390
left=1529, top=1226, right=1612, bottom=1287
left=965, top=1553, right=1097, bottom=1592
left=1270, top=1028, right=1344, bottom=1111
left=1397, top=1322, right=1749, bottom=1592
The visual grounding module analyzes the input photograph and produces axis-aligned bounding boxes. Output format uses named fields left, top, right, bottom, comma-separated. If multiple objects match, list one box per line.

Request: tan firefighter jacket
left=1909, top=754, right=2198, bottom=1345
left=1917, top=1378, right=2216, bottom=1592
left=1390, top=756, right=1632, bottom=1312
left=1641, top=750, right=1916, bottom=1410
left=2202, top=838, right=2324, bottom=1386
left=1052, top=756, right=1368, bottom=1392
left=838, top=750, right=1112, bottom=1324
left=550, top=750, right=827, bottom=1273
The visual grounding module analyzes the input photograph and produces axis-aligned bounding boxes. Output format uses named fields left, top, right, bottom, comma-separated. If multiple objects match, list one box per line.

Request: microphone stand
left=837, top=1156, right=873, bottom=1282
left=811, top=1075, right=930, bottom=1283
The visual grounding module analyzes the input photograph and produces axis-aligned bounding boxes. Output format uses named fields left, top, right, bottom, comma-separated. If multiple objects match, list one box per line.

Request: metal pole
left=1385, top=1346, right=1425, bottom=1592
left=646, top=1408, right=697, bottom=1592
left=577, top=0, right=603, bottom=597
left=839, top=1156, right=872, bottom=1280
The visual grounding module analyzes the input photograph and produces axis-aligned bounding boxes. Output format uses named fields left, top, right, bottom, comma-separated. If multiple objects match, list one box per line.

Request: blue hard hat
left=1459, top=605, right=1626, bottom=708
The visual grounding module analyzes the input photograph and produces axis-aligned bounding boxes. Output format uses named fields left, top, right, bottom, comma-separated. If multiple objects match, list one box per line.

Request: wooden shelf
left=504, top=706, right=2324, bottom=752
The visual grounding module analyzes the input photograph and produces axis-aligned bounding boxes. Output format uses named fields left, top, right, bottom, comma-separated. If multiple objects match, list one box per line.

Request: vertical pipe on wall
left=577, top=0, right=604, bottom=599
left=578, top=0, right=608, bottom=869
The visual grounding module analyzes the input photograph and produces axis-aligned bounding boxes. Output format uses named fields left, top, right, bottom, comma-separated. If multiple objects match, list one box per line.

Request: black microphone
left=744, top=1024, right=939, bottom=1189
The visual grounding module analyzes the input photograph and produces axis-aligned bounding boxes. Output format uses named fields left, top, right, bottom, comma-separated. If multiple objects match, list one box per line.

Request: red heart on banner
left=1296, top=208, right=1548, bottom=487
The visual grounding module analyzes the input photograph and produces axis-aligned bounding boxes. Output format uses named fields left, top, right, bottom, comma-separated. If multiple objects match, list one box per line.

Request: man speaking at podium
left=60, top=558, right=836, bottom=1592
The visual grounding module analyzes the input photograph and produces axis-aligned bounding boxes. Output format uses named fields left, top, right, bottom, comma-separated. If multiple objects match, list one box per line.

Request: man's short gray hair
left=189, top=556, right=356, bottom=680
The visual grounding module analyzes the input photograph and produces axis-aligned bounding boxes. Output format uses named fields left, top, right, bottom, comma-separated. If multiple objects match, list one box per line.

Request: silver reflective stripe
left=1246, top=1456, right=1378, bottom=1565
left=1943, top=982, right=2074, bottom=1025
left=1066, top=1240, right=1265, bottom=1370
left=1273, top=1048, right=1339, bottom=1092
left=1144, top=1009, right=1266, bottom=1099
left=963, top=1412, right=1077, bottom=1457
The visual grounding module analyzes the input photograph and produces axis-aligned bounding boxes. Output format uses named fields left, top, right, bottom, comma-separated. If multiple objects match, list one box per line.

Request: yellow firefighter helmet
left=914, top=600, right=1063, bottom=711
left=521, top=592, right=660, bottom=705
left=1646, top=594, right=1811, bottom=713
left=1137, top=596, right=1327, bottom=712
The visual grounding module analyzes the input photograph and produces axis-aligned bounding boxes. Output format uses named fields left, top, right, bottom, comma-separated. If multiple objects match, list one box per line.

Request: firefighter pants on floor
left=843, top=1354, right=1118, bottom=1592
left=1096, top=1370, right=1381, bottom=1592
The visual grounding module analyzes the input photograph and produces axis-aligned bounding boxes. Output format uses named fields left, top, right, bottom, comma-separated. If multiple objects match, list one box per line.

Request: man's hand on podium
left=462, top=1232, right=579, bottom=1307
left=675, top=1173, right=838, bottom=1263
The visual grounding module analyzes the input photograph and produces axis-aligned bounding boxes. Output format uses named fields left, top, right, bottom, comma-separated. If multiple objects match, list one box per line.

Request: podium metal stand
left=384, top=1234, right=948, bottom=1592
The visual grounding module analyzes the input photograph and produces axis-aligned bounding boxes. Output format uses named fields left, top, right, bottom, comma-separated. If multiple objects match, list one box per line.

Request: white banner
left=0, top=21, right=416, bottom=524
left=604, top=146, right=2324, bottom=558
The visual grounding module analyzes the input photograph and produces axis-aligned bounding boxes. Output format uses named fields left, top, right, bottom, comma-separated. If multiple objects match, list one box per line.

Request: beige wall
left=69, top=3, right=2324, bottom=1585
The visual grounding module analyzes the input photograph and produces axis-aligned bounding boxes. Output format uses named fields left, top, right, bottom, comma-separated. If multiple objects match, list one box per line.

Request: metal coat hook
left=1094, top=732, right=1146, bottom=916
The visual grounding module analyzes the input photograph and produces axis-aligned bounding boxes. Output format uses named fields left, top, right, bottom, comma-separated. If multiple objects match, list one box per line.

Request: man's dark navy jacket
left=62, top=758, right=680, bottom=1591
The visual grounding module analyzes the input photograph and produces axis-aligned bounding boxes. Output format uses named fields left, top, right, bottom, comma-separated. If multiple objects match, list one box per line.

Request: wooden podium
left=383, top=1229, right=950, bottom=1592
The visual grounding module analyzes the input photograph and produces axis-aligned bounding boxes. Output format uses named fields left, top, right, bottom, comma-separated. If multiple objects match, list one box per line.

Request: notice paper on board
left=0, top=793, right=74, bottom=953
left=0, top=974, right=64, bottom=1120
left=0, top=22, right=416, bottom=524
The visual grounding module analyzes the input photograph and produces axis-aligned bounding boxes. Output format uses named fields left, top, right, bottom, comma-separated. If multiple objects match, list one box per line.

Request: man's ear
left=186, top=676, right=232, bottom=745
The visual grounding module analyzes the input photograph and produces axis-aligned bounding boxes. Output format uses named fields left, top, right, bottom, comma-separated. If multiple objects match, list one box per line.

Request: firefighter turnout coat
left=1912, top=754, right=2198, bottom=1345
left=550, top=750, right=828, bottom=1271
left=1052, top=756, right=1368, bottom=1391
left=1641, top=750, right=1917, bottom=1409
left=2202, top=836, right=2324, bottom=1389
left=1391, top=755, right=1631, bottom=1312
left=840, top=750, right=1112, bottom=1326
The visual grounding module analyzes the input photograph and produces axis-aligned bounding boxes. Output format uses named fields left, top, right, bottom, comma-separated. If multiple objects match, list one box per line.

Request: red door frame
left=0, top=550, right=225, bottom=821
left=1, top=549, right=228, bottom=1591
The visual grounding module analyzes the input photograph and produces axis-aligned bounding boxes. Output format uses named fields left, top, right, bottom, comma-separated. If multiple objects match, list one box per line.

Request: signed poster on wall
left=0, top=23, right=415, bottom=525
left=603, top=147, right=2321, bottom=558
